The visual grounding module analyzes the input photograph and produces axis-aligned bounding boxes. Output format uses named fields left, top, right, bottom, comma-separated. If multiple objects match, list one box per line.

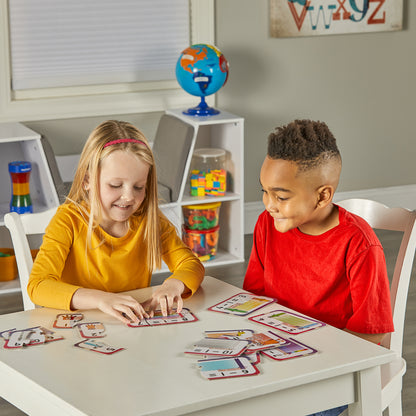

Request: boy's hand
left=71, top=288, right=149, bottom=325
left=143, top=278, right=185, bottom=316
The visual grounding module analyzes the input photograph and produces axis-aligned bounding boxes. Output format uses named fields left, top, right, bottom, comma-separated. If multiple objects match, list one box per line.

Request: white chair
left=4, top=207, right=58, bottom=311
left=337, top=198, right=416, bottom=416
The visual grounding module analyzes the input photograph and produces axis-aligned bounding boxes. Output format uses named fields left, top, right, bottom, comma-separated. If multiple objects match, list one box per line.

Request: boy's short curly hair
left=267, top=120, right=341, bottom=172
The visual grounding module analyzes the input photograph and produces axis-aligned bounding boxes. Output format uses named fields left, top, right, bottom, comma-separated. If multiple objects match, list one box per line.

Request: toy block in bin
left=0, top=248, right=39, bottom=281
left=190, top=169, right=226, bottom=197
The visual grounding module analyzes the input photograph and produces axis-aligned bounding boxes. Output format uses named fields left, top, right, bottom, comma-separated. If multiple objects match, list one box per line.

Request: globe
left=176, top=44, right=229, bottom=116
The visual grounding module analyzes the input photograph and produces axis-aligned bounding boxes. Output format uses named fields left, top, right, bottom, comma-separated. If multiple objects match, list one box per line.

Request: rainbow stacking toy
left=9, top=161, right=33, bottom=214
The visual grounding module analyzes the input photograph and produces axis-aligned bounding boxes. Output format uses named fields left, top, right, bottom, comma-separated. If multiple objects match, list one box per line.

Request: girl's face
left=97, top=150, right=150, bottom=236
left=260, top=156, right=322, bottom=235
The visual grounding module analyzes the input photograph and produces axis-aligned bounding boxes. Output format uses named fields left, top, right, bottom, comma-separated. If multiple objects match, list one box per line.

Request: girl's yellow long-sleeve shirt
left=28, top=203, right=204, bottom=310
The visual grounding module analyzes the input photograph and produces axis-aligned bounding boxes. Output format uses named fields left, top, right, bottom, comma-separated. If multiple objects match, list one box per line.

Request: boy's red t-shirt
left=243, top=205, right=394, bottom=334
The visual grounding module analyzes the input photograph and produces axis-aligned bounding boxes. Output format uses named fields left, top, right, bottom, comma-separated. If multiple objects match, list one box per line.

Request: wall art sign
left=270, top=0, right=403, bottom=38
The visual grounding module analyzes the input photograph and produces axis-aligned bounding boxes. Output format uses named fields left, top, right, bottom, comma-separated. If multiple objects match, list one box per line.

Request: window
left=0, top=0, right=214, bottom=122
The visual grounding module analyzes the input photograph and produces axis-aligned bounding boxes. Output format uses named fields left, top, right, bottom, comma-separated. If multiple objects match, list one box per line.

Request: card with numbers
left=261, top=338, right=317, bottom=360
left=185, top=337, right=250, bottom=357
left=249, top=310, right=325, bottom=334
left=197, top=357, right=259, bottom=379
left=208, top=293, right=275, bottom=316
left=128, top=308, right=197, bottom=327
left=74, top=339, right=124, bottom=355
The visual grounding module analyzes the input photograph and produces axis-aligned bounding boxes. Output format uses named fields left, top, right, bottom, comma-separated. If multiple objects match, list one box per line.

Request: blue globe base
left=183, top=97, right=220, bottom=117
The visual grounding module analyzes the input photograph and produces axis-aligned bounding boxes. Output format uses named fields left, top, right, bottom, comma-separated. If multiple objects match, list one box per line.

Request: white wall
left=215, top=0, right=416, bottom=202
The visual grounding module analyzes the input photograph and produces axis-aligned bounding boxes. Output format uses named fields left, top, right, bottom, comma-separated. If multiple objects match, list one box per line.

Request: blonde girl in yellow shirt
left=28, top=120, right=204, bottom=324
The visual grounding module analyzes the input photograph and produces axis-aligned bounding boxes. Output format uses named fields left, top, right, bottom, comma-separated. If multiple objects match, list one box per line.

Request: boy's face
left=260, top=156, right=323, bottom=234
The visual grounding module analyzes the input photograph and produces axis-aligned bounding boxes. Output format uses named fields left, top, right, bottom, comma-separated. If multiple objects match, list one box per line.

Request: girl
left=28, top=120, right=204, bottom=324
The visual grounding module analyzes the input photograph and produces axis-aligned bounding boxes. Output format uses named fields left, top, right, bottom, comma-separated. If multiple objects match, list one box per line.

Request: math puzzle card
left=128, top=308, right=197, bottom=327
left=197, top=357, right=259, bottom=380
left=261, top=338, right=317, bottom=361
left=3, top=326, right=64, bottom=349
left=249, top=310, right=325, bottom=334
left=185, top=338, right=250, bottom=357
left=204, top=329, right=287, bottom=353
left=77, top=322, right=106, bottom=338
left=208, top=293, right=275, bottom=316
left=53, top=313, right=84, bottom=328
left=74, top=339, right=124, bottom=355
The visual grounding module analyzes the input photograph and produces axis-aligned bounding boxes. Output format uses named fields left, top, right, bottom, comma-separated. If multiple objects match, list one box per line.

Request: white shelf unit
left=0, top=122, right=60, bottom=296
left=159, top=108, right=245, bottom=271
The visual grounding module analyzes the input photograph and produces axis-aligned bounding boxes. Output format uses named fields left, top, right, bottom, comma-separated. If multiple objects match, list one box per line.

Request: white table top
left=0, top=276, right=396, bottom=416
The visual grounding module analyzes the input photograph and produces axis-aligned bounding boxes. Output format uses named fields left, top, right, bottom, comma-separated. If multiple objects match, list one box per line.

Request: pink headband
left=103, top=138, right=147, bottom=148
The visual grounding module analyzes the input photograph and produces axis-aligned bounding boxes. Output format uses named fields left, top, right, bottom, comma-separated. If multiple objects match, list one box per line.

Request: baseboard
left=244, top=184, right=416, bottom=235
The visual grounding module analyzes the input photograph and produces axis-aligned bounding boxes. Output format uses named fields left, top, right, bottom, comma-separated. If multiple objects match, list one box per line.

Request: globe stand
left=183, top=96, right=220, bottom=117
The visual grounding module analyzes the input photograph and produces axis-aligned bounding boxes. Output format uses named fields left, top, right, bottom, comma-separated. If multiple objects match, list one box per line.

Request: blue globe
left=176, top=44, right=229, bottom=116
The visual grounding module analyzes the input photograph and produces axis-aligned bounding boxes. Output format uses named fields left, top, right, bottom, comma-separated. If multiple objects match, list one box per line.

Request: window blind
left=9, top=0, right=190, bottom=90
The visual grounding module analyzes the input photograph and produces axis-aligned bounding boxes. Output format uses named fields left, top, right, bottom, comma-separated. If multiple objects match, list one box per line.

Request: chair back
left=4, top=207, right=57, bottom=310
left=337, top=198, right=416, bottom=356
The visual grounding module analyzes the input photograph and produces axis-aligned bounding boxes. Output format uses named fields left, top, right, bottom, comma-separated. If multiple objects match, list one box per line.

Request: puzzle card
left=185, top=338, right=250, bottom=357
left=197, top=357, right=259, bottom=379
left=204, top=329, right=255, bottom=340
left=249, top=310, right=325, bottom=334
left=261, top=338, right=317, bottom=360
left=74, top=339, right=124, bottom=355
left=53, top=313, right=84, bottom=328
left=128, top=308, right=197, bottom=327
left=208, top=293, right=275, bottom=316
left=244, top=330, right=288, bottom=353
left=77, top=322, right=106, bottom=338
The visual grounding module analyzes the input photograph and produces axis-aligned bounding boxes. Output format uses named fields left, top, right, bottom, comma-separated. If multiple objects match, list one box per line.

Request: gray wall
left=26, top=0, right=416, bottom=203
left=215, top=0, right=416, bottom=202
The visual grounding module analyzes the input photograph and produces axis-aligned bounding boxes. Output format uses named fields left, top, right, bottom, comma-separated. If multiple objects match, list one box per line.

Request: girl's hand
left=71, top=288, right=148, bottom=325
left=143, top=278, right=185, bottom=316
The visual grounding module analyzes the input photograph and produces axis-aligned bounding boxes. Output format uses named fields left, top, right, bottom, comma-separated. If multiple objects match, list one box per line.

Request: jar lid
left=8, top=161, right=32, bottom=173
left=183, top=202, right=221, bottom=210
left=193, top=148, right=226, bottom=161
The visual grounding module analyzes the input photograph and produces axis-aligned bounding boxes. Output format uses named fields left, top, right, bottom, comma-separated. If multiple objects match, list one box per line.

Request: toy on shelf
left=189, top=148, right=227, bottom=197
left=182, top=225, right=219, bottom=262
left=9, top=161, right=33, bottom=214
left=183, top=202, right=221, bottom=230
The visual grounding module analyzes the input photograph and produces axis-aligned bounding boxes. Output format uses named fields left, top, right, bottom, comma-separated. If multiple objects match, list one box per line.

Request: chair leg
left=384, top=394, right=403, bottom=416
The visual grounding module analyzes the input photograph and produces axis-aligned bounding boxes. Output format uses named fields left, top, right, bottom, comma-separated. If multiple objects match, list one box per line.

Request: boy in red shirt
left=243, top=120, right=393, bottom=415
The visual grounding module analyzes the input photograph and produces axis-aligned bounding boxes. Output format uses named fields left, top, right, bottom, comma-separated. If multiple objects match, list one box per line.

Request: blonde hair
left=66, top=120, right=162, bottom=271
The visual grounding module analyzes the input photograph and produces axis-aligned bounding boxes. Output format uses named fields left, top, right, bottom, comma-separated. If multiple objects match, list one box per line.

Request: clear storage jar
left=189, top=148, right=227, bottom=197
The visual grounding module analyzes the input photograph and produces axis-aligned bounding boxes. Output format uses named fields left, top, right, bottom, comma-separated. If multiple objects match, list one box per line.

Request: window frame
left=0, top=0, right=215, bottom=122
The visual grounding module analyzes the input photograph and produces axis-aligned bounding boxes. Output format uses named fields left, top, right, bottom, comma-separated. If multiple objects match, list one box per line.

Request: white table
left=0, top=276, right=395, bottom=416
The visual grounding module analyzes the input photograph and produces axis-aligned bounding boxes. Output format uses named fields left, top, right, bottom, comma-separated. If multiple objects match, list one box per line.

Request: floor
left=0, top=232, right=415, bottom=415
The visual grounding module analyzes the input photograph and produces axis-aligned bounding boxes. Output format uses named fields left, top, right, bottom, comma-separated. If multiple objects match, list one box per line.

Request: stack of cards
left=187, top=326, right=316, bottom=380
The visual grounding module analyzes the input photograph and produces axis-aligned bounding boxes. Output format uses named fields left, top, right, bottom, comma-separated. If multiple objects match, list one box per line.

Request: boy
left=244, top=119, right=394, bottom=343
left=243, top=120, right=394, bottom=415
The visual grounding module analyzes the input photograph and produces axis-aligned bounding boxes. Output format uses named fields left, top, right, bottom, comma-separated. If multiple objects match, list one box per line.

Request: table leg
left=348, top=366, right=382, bottom=416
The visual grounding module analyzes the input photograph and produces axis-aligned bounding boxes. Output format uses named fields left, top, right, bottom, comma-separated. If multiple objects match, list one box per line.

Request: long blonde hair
left=66, top=120, right=162, bottom=271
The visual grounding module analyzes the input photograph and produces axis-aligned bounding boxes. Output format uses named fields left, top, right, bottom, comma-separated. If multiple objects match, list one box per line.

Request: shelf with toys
left=0, top=122, right=60, bottom=296
left=156, top=108, right=245, bottom=272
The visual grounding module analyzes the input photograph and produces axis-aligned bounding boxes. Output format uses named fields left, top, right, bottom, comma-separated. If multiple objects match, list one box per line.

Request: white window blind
left=9, top=0, right=190, bottom=90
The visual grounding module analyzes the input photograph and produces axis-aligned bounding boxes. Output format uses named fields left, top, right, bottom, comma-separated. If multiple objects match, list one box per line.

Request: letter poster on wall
left=270, top=0, right=403, bottom=37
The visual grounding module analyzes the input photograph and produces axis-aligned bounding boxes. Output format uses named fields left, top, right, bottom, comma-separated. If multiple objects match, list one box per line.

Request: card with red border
left=128, top=308, right=197, bottom=327
left=53, top=313, right=84, bottom=328
left=74, top=339, right=124, bottom=355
